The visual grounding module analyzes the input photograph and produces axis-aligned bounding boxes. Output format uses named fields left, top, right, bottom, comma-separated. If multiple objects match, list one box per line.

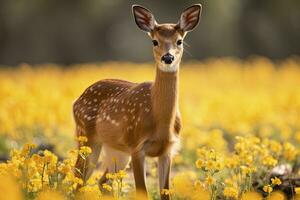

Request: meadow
left=0, top=57, right=300, bottom=200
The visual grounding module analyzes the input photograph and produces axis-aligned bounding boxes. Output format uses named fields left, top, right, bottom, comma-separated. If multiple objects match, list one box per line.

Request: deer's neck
left=151, top=65, right=179, bottom=133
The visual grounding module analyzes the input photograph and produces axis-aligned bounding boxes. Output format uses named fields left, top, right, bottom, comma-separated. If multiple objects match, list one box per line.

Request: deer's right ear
left=132, top=5, right=156, bottom=32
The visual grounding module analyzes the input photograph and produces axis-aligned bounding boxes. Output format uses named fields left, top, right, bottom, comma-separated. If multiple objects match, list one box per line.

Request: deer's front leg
left=131, top=151, right=147, bottom=197
left=159, top=153, right=171, bottom=200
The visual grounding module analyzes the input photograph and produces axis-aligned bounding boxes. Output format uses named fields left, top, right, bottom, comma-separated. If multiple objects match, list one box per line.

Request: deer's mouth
left=158, top=63, right=179, bottom=72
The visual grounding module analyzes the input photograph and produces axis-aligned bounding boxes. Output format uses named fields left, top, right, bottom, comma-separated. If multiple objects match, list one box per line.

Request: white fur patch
left=170, top=135, right=181, bottom=157
left=99, top=144, right=131, bottom=172
left=158, top=64, right=179, bottom=72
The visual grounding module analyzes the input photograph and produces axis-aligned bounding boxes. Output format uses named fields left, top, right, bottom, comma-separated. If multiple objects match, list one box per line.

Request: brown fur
left=73, top=74, right=181, bottom=156
left=151, top=24, right=185, bottom=69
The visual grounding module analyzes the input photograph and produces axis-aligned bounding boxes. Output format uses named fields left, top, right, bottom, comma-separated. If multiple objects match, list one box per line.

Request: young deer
left=73, top=4, right=202, bottom=199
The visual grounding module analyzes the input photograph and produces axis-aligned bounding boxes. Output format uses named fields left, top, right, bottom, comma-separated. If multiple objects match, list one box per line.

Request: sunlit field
left=1, top=57, right=300, bottom=200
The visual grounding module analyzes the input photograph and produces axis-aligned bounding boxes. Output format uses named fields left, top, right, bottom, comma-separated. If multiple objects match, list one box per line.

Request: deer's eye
left=152, top=40, right=158, bottom=46
left=177, top=40, right=183, bottom=46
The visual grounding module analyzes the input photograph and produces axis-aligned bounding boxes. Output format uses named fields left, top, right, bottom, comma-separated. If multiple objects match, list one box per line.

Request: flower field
left=0, top=57, right=300, bottom=199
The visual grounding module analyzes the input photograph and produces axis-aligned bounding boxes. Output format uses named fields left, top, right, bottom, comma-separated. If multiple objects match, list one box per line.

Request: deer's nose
left=161, top=53, right=174, bottom=64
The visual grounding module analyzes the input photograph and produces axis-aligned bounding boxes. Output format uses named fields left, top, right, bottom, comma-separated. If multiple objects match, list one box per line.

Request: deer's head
left=132, top=4, right=202, bottom=72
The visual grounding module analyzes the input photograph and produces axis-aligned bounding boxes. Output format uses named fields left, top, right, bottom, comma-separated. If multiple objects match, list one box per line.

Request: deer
left=73, top=4, right=202, bottom=199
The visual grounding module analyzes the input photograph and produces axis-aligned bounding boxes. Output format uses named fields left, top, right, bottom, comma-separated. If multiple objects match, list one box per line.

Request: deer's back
left=73, top=79, right=154, bottom=137
left=73, top=79, right=135, bottom=127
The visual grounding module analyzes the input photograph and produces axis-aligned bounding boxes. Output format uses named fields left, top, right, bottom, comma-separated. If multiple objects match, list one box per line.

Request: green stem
left=41, top=163, right=46, bottom=187
left=83, top=157, right=86, bottom=184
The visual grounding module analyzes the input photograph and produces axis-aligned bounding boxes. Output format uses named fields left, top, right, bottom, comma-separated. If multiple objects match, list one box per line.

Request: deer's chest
left=143, top=133, right=179, bottom=157
left=136, top=110, right=181, bottom=157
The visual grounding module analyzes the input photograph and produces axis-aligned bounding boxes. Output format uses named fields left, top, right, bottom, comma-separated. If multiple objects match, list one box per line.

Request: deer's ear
left=132, top=5, right=156, bottom=32
left=178, top=4, right=202, bottom=32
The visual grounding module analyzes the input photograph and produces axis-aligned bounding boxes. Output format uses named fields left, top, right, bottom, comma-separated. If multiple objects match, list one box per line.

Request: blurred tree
left=0, top=0, right=299, bottom=66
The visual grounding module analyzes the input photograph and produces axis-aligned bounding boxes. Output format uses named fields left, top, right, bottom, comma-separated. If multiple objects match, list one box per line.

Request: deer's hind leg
left=74, top=125, right=102, bottom=187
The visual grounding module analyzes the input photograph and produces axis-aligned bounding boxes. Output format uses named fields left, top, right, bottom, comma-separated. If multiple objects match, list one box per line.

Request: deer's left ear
left=178, top=4, right=202, bottom=32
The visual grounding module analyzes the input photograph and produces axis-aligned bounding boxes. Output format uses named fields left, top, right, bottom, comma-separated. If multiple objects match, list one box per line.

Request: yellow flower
left=283, top=142, right=297, bottom=161
left=76, top=136, right=88, bottom=143
left=244, top=155, right=253, bottom=165
left=269, top=141, right=282, bottom=153
left=195, top=159, right=204, bottom=168
left=117, top=170, right=128, bottom=179
left=226, top=155, right=239, bottom=168
left=161, top=188, right=174, bottom=196
left=240, top=165, right=252, bottom=175
left=43, top=150, right=57, bottom=164
left=214, top=162, right=222, bottom=170
left=205, top=175, right=215, bottom=185
left=263, top=185, right=273, bottom=193
left=73, top=177, right=83, bottom=185
left=21, top=143, right=36, bottom=156
left=197, top=148, right=208, bottom=157
left=77, top=185, right=102, bottom=200
left=28, top=178, right=43, bottom=192
left=223, top=186, right=239, bottom=199
left=263, top=156, right=278, bottom=167
left=106, top=172, right=117, bottom=180
left=102, top=183, right=112, bottom=192
left=79, top=146, right=92, bottom=156
left=205, top=160, right=215, bottom=170
left=271, top=177, right=282, bottom=186
left=224, top=178, right=235, bottom=186
left=58, top=163, right=71, bottom=174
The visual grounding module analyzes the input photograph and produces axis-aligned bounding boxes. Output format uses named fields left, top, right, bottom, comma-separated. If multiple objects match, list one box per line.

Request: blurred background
left=0, top=2, right=300, bottom=198
left=0, top=0, right=299, bottom=66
